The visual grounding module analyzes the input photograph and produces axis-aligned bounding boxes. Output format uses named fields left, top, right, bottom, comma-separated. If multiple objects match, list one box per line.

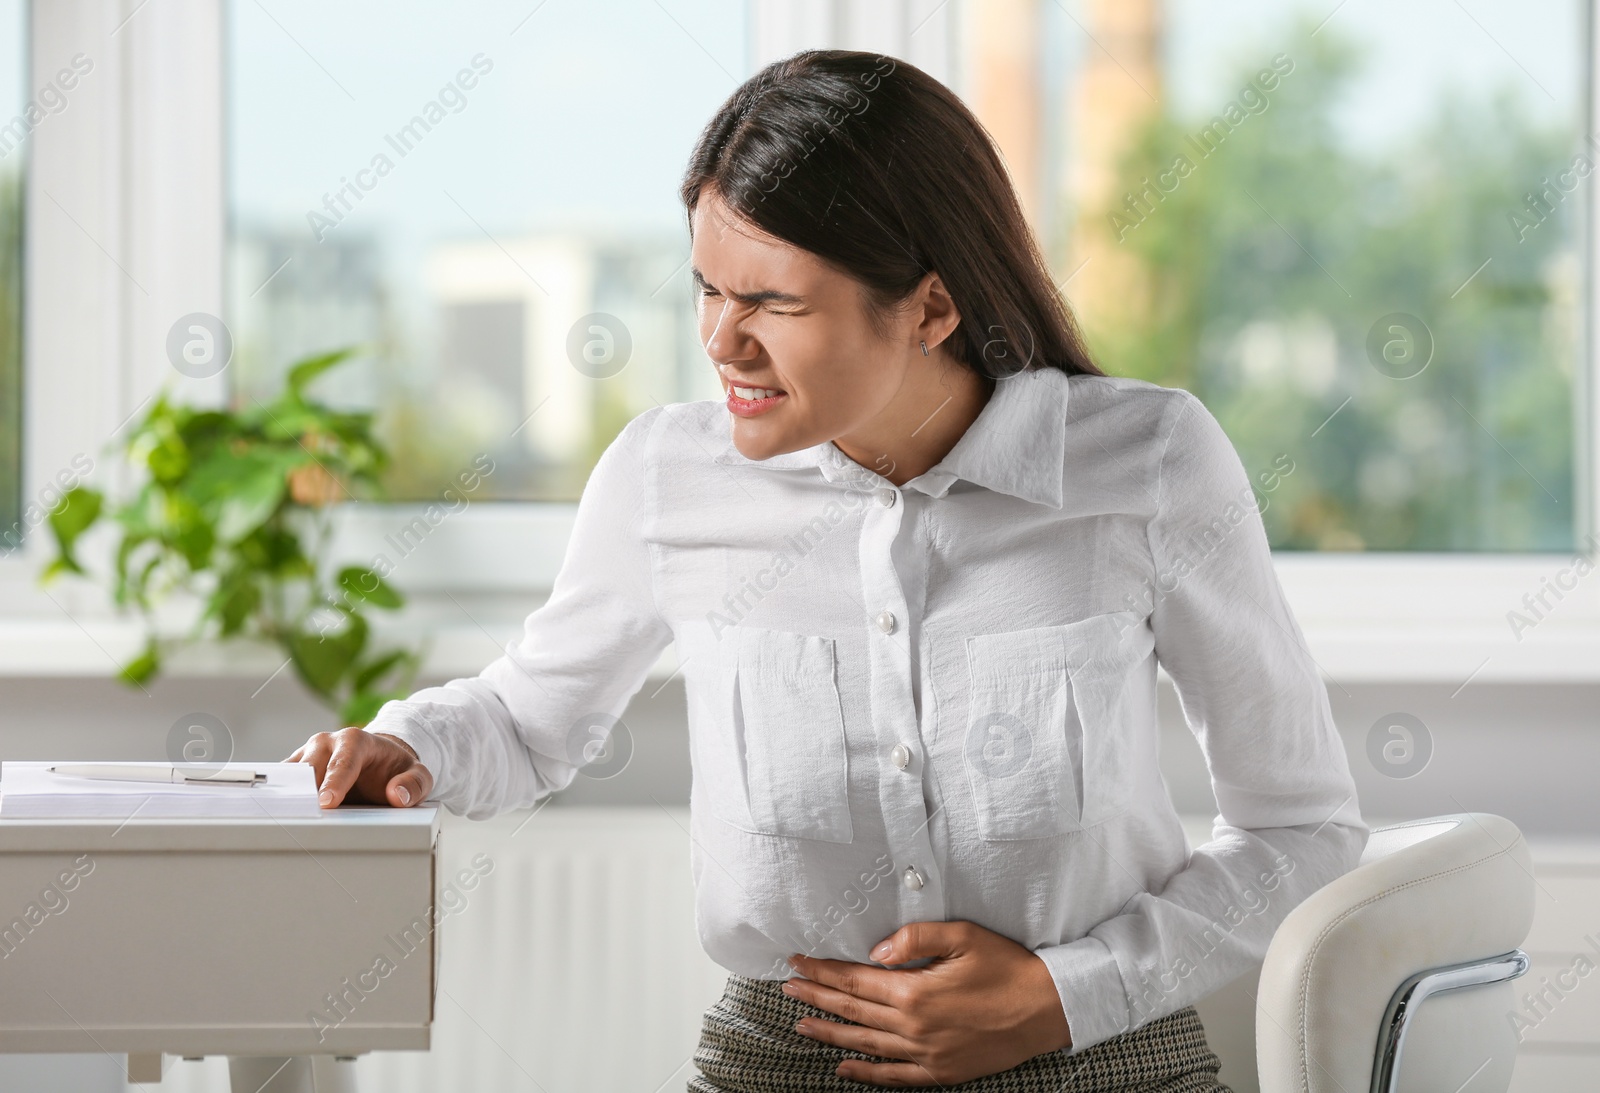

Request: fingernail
left=781, top=980, right=797, bottom=995
left=319, top=790, right=333, bottom=806
left=395, top=785, right=410, bottom=806
left=870, top=941, right=891, bottom=960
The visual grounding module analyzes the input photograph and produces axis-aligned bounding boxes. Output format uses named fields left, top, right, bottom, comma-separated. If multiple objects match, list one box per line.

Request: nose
left=701, top=297, right=760, bottom=376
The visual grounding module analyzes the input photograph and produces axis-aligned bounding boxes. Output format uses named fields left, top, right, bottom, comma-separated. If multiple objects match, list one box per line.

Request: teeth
left=733, top=386, right=781, bottom=400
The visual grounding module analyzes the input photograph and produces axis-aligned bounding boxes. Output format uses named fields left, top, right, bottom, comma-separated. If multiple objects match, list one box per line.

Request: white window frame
left=0, top=0, right=1596, bottom=684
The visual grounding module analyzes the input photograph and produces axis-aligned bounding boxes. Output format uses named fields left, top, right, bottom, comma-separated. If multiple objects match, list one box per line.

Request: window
left=0, top=0, right=23, bottom=547
left=6, top=0, right=1597, bottom=675
left=955, top=0, right=1584, bottom=551
left=225, top=0, right=743, bottom=502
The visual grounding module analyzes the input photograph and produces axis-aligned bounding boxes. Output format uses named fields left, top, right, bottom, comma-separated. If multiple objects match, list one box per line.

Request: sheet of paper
left=0, top=761, right=322, bottom=819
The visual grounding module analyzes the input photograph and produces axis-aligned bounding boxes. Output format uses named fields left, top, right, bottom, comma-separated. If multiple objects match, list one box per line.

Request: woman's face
left=689, top=188, right=943, bottom=463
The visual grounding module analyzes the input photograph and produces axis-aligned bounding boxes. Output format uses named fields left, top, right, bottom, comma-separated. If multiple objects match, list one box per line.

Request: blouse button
left=902, top=865, right=924, bottom=891
left=876, top=488, right=896, bottom=508
left=875, top=610, right=897, bottom=634
left=890, top=743, right=912, bottom=770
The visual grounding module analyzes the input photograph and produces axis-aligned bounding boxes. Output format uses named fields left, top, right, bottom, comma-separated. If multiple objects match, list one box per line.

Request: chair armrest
left=1255, top=813, right=1535, bottom=1093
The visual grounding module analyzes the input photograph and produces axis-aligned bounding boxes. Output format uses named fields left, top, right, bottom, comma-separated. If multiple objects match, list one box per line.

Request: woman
left=291, top=50, right=1366, bottom=1092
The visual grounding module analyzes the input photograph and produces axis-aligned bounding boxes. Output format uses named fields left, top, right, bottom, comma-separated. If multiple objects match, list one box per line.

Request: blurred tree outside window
left=962, top=0, right=1582, bottom=551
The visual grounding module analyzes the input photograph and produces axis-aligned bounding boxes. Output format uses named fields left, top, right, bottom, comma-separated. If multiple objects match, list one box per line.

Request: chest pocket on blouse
left=729, top=626, right=854, bottom=844
left=962, top=611, right=1145, bottom=841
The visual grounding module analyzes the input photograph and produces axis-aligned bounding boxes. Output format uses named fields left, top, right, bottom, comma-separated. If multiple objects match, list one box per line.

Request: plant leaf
left=187, top=445, right=293, bottom=493
left=125, top=553, right=163, bottom=612
left=113, top=486, right=161, bottom=539
left=40, top=556, right=80, bottom=582
left=215, top=474, right=286, bottom=542
left=48, top=487, right=103, bottom=554
left=237, top=524, right=311, bottom=577
left=176, top=410, right=233, bottom=448
left=257, top=404, right=327, bottom=441
left=339, top=689, right=402, bottom=728
left=336, top=566, right=403, bottom=610
left=287, top=612, right=368, bottom=697
left=286, top=347, right=358, bottom=397
left=170, top=512, right=216, bottom=571
left=351, top=648, right=411, bottom=692
left=143, top=421, right=190, bottom=484
left=120, top=641, right=160, bottom=687
left=208, top=572, right=261, bottom=637
left=185, top=447, right=298, bottom=539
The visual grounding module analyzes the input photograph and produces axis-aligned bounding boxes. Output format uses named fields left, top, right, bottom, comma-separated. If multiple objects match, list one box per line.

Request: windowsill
left=1, top=535, right=1596, bottom=683
left=0, top=612, right=1596, bottom=684
left=0, top=615, right=683, bottom=684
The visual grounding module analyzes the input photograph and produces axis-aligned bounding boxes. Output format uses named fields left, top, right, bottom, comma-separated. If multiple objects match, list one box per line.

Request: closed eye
left=692, top=270, right=804, bottom=311
left=700, top=288, right=800, bottom=316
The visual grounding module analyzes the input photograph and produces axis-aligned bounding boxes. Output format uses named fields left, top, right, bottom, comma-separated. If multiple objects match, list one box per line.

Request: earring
left=920, top=340, right=929, bottom=356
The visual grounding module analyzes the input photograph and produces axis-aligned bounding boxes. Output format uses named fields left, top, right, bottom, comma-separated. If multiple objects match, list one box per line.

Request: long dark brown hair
left=679, top=49, right=1104, bottom=380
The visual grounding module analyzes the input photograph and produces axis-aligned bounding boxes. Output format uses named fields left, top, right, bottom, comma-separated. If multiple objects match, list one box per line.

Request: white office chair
left=1251, top=813, right=1535, bottom=1093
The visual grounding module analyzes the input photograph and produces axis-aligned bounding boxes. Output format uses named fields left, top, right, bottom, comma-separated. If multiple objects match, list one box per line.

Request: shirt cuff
left=1034, top=934, right=1131, bottom=1054
left=366, top=701, right=447, bottom=803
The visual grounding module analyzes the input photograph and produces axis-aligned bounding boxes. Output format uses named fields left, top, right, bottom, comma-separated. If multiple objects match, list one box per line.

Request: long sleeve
left=365, top=406, right=673, bottom=820
left=1035, top=389, right=1368, bottom=1053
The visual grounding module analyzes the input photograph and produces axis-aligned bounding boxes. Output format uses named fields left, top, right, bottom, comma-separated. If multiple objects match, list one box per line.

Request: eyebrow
left=690, top=267, right=806, bottom=306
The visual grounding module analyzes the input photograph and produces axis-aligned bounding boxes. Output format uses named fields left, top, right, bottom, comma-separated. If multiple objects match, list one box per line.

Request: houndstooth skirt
left=687, top=973, right=1232, bottom=1092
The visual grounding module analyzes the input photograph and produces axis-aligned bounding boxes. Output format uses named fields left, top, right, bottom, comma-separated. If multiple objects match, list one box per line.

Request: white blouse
left=369, top=365, right=1368, bottom=1054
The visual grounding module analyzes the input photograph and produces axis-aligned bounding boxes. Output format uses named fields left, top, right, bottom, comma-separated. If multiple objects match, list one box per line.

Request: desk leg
left=227, top=1055, right=357, bottom=1093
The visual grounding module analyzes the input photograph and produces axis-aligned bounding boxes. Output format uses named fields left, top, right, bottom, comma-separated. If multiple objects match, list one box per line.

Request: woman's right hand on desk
left=287, top=727, right=434, bottom=808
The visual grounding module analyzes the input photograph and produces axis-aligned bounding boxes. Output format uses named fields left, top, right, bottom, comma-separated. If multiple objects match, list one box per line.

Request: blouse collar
left=710, top=365, right=1070, bottom=510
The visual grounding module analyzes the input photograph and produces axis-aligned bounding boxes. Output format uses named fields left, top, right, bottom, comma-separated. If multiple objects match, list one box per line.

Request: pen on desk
left=46, top=763, right=267, bottom=785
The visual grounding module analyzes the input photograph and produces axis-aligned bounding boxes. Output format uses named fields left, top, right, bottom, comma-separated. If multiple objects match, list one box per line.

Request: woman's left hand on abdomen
left=782, top=920, right=1073, bottom=1086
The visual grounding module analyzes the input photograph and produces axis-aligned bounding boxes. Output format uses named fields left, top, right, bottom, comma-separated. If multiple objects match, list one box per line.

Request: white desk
left=0, top=806, right=439, bottom=1091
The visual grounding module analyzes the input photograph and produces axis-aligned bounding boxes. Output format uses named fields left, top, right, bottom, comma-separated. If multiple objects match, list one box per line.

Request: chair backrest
left=1255, top=813, right=1535, bottom=1093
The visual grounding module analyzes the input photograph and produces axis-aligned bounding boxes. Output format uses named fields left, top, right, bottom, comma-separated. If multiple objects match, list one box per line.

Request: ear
left=914, top=270, right=961, bottom=354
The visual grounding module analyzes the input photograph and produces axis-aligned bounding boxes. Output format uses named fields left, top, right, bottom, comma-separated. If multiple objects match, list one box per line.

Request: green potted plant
left=42, top=348, right=422, bottom=726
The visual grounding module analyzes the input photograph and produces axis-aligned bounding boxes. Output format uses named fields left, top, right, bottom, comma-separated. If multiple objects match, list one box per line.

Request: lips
left=726, top=384, right=786, bottom=418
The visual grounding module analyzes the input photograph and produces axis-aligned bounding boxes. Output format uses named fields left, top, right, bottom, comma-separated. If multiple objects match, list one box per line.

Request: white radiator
left=147, top=805, right=730, bottom=1093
